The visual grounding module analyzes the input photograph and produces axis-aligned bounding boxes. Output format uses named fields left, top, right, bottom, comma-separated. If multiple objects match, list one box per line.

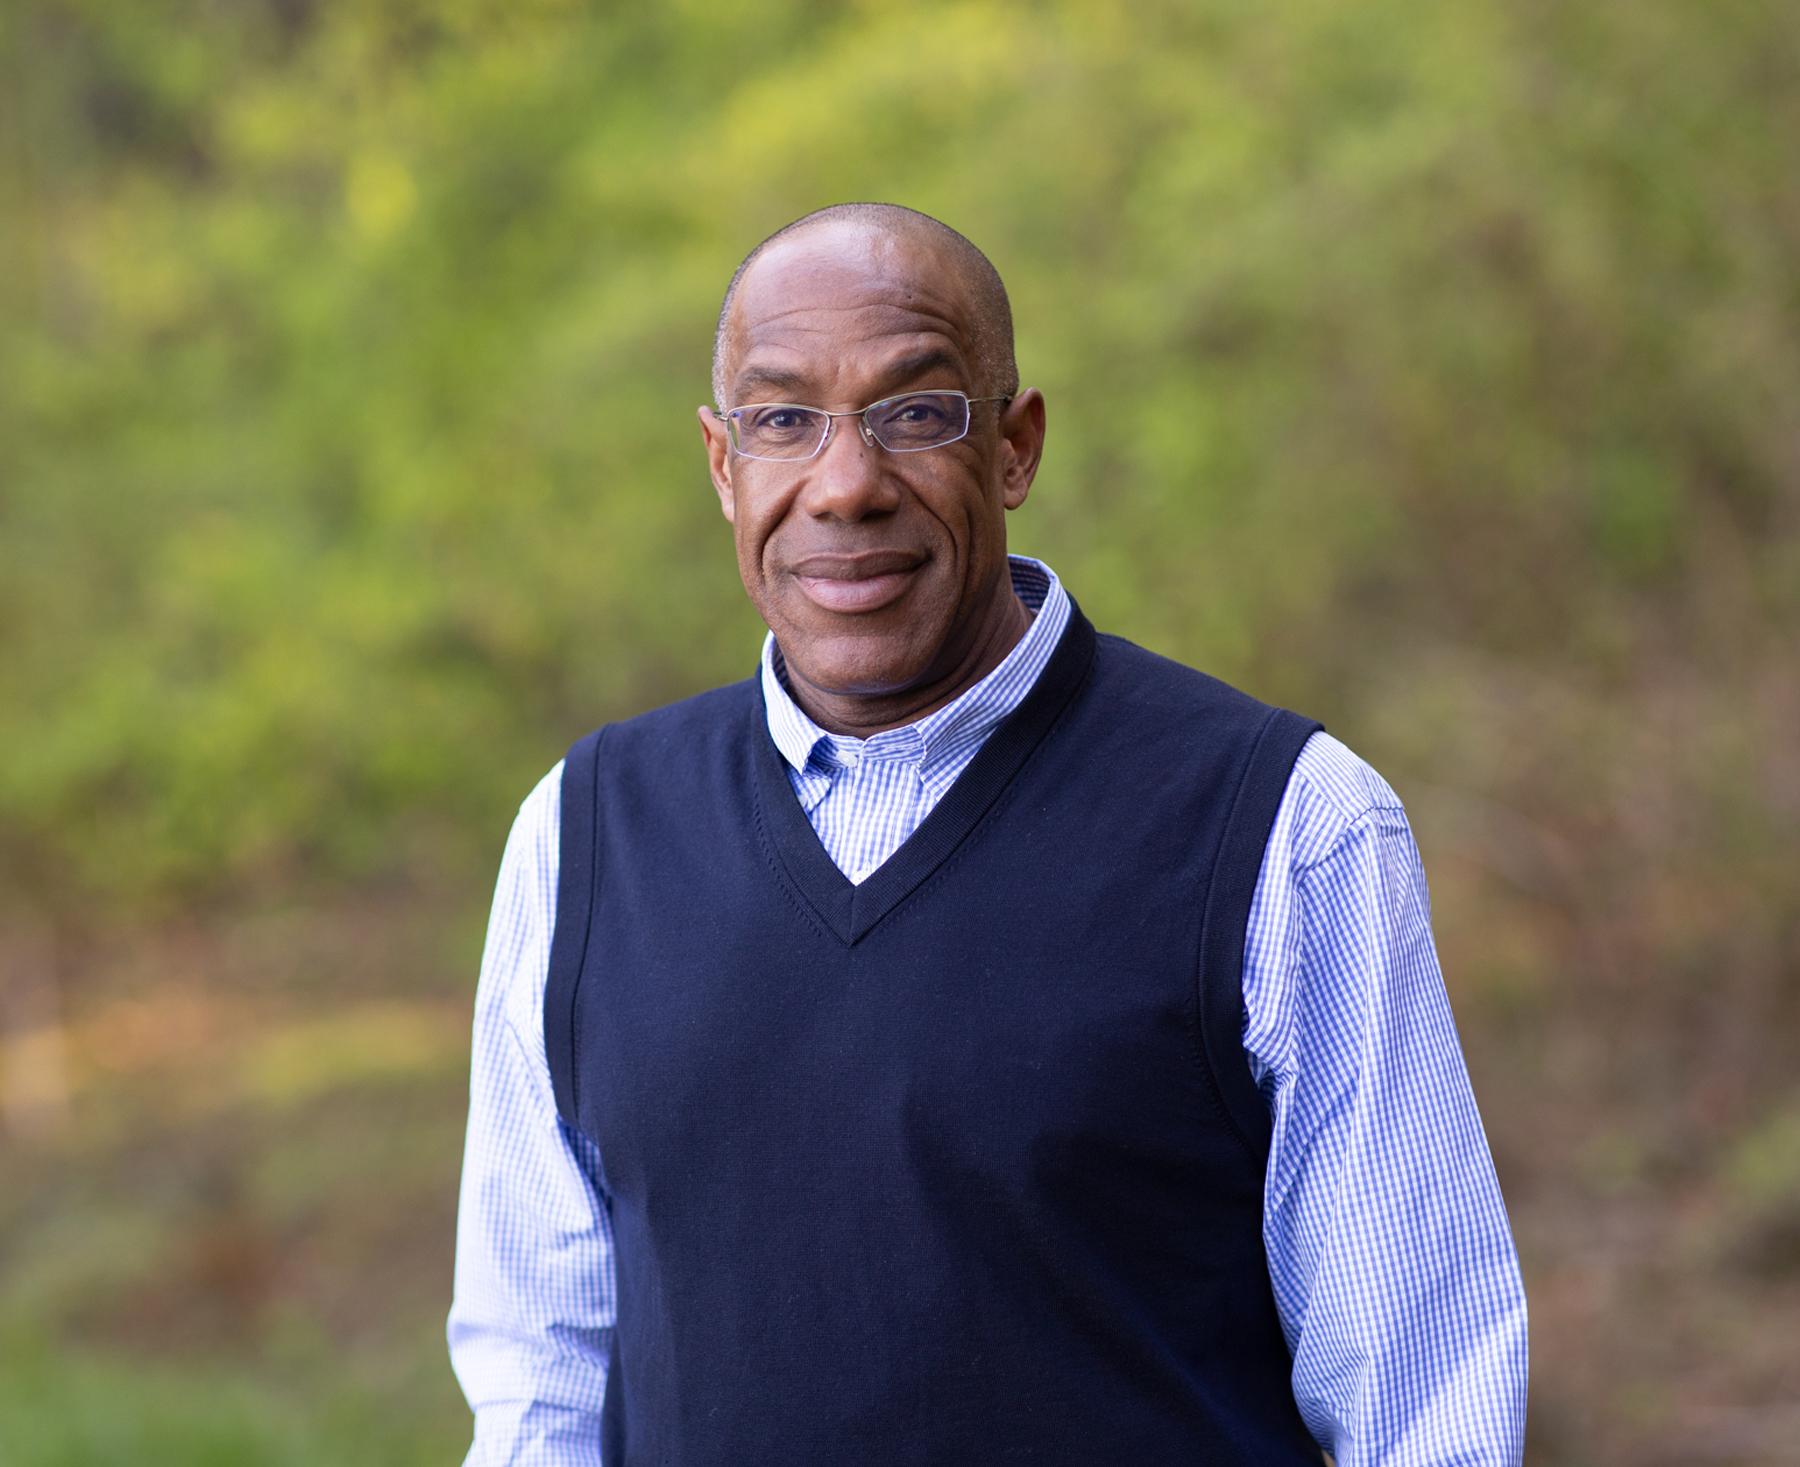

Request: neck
left=784, top=590, right=1033, bottom=738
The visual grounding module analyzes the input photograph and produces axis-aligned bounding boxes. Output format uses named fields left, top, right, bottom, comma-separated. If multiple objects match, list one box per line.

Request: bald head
left=711, top=203, right=1018, bottom=408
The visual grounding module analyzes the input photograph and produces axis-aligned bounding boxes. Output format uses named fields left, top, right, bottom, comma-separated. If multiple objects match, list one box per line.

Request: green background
left=3, top=1, right=1796, bottom=1461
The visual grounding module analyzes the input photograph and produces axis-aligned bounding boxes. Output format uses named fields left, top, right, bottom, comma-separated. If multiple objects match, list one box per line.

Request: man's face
left=699, top=223, right=1044, bottom=715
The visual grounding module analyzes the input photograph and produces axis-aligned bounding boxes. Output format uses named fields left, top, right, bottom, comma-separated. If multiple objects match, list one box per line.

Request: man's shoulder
left=1279, top=731, right=1412, bottom=874
left=1288, top=730, right=1405, bottom=823
left=564, top=676, right=761, bottom=765
left=1086, top=627, right=1408, bottom=843
left=1089, top=629, right=1301, bottom=732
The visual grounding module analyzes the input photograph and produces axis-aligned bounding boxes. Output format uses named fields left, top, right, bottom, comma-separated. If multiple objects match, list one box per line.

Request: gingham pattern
left=449, top=557, right=1528, bottom=1465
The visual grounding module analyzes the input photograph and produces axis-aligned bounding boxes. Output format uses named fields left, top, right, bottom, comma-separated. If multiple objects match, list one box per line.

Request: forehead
left=723, top=223, right=978, bottom=401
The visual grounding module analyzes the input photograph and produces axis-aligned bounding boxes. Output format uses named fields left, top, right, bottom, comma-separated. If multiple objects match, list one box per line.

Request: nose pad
left=856, top=417, right=877, bottom=449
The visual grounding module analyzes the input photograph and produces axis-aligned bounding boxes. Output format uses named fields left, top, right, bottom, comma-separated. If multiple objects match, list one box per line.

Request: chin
left=781, top=629, right=935, bottom=702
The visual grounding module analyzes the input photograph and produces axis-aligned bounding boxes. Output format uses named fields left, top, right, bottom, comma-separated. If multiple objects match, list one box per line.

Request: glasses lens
left=731, top=405, right=828, bottom=460
left=865, top=392, right=969, bottom=452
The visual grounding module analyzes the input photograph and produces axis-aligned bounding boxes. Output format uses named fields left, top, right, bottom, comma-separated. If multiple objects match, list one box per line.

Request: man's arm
left=1243, top=733, right=1529, bottom=1466
left=449, top=763, right=614, bottom=1465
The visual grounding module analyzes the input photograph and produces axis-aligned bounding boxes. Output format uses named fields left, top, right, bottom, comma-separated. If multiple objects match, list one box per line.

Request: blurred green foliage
left=0, top=1325, right=465, bottom=1466
left=3, top=1, right=1797, bottom=1463
left=8, top=0, right=1793, bottom=915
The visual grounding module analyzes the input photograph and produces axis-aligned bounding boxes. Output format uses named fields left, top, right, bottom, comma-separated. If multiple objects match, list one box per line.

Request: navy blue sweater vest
left=546, top=604, right=1324, bottom=1465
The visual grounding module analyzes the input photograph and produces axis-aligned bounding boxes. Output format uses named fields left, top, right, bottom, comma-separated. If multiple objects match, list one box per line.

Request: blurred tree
left=4, top=0, right=1793, bottom=923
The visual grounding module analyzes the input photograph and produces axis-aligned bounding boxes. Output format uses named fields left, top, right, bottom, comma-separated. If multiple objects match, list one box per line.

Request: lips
left=788, top=550, right=925, bottom=615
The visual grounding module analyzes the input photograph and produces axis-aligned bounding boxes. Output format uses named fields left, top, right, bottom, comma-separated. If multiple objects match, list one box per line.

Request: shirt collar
left=760, top=556, right=1070, bottom=801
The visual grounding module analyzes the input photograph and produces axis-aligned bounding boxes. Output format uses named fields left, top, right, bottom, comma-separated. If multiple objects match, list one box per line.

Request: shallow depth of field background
left=3, top=2, right=1797, bottom=1462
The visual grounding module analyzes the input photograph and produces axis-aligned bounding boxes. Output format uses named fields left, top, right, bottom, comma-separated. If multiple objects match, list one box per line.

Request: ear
left=698, top=406, right=735, bottom=523
left=996, top=389, right=1046, bottom=511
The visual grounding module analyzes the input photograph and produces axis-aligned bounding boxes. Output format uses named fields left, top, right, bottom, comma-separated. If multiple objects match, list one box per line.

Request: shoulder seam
left=1292, top=801, right=1409, bottom=881
left=1286, top=730, right=1409, bottom=820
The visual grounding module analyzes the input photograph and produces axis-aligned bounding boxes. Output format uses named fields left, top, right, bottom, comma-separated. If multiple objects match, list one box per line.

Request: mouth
left=788, top=550, right=925, bottom=615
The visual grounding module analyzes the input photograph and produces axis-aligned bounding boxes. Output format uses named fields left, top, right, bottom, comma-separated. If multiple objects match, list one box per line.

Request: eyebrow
left=730, top=346, right=966, bottom=406
left=879, top=347, right=961, bottom=388
left=731, top=365, right=813, bottom=402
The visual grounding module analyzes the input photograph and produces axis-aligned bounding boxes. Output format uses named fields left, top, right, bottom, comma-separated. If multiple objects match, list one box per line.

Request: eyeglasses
left=720, top=390, right=1011, bottom=462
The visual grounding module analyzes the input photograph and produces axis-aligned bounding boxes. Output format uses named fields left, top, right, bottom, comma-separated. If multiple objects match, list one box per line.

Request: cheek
left=941, top=478, right=1006, bottom=565
left=915, top=462, right=994, bottom=537
left=729, top=489, right=791, bottom=589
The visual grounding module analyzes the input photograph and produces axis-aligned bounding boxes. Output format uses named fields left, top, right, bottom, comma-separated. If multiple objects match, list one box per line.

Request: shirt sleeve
left=1241, top=733, right=1529, bottom=1466
left=448, top=761, right=615, bottom=1466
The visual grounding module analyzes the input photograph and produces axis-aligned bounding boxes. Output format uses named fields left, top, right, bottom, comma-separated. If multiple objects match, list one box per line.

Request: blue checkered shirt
left=449, top=556, right=1528, bottom=1464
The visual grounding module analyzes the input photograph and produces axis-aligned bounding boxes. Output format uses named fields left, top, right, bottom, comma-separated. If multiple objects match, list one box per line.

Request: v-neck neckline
left=750, top=602, right=1098, bottom=946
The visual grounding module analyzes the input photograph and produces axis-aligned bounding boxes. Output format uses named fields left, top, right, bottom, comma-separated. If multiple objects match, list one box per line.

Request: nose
left=798, top=413, right=901, bottom=521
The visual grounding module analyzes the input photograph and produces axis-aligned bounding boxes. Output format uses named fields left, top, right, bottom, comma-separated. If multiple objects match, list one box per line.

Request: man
left=449, top=203, right=1528, bottom=1465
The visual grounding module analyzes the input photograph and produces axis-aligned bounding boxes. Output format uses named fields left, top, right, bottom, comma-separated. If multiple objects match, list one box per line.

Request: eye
left=890, top=397, right=951, bottom=427
left=737, top=405, right=822, bottom=445
left=867, top=393, right=964, bottom=449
